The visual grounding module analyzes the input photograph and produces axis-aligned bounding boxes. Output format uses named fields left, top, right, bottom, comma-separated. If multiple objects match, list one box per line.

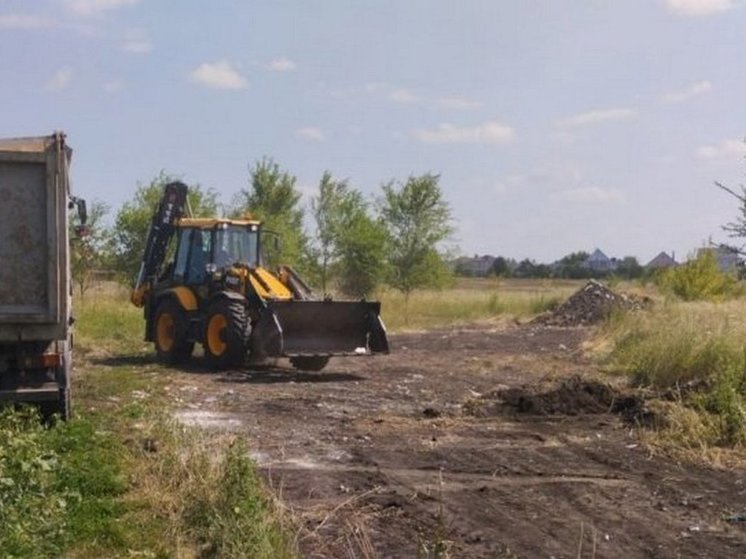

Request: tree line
left=70, top=159, right=453, bottom=310
left=456, top=251, right=646, bottom=280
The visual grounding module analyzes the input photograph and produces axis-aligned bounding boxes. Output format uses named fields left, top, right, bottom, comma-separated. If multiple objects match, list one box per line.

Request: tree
left=716, top=180, right=746, bottom=255
left=233, top=157, right=307, bottom=269
left=552, top=251, right=590, bottom=279
left=615, top=256, right=643, bottom=279
left=310, top=172, right=387, bottom=296
left=491, top=256, right=511, bottom=277
left=379, top=173, right=453, bottom=317
left=112, top=172, right=218, bottom=283
left=70, top=200, right=110, bottom=297
left=335, top=199, right=388, bottom=298
left=310, top=172, right=350, bottom=292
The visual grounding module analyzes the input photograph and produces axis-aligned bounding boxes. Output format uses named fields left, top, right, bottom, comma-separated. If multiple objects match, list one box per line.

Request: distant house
left=454, top=254, right=496, bottom=276
left=646, top=251, right=678, bottom=271
left=583, top=249, right=617, bottom=273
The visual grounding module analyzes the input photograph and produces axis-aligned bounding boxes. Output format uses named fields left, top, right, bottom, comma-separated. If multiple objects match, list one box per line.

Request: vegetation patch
left=1, top=286, right=298, bottom=558
left=598, top=300, right=746, bottom=452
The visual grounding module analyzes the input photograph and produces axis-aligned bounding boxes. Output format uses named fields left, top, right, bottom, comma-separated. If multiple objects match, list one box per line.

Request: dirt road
left=171, top=323, right=746, bottom=558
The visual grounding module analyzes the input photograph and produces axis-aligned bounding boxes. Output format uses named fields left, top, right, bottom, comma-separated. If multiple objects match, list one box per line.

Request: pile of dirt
left=464, top=376, right=654, bottom=425
left=533, top=280, right=650, bottom=327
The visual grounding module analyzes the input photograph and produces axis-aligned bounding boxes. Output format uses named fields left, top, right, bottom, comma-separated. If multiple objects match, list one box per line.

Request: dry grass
left=591, top=297, right=746, bottom=463
left=378, top=278, right=580, bottom=331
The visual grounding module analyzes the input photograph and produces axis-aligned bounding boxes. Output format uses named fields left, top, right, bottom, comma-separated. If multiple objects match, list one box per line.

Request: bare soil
left=168, top=323, right=746, bottom=558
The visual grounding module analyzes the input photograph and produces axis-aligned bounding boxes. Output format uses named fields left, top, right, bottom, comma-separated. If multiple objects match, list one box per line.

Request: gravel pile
left=533, top=280, right=651, bottom=327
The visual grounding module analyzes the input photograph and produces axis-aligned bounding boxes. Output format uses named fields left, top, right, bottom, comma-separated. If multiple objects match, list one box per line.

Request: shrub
left=654, top=251, right=743, bottom=301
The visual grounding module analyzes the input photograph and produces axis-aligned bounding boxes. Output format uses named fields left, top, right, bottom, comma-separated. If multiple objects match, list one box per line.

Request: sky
left=2, top=0, right=746, bottom=264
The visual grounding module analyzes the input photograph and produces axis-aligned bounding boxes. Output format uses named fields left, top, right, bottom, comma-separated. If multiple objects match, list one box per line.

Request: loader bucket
left=252, top=300, right=389, bottom=357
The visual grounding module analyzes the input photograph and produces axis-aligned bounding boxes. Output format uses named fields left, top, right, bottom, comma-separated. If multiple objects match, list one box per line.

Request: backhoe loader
left=131, top=182, right=388, bottom=370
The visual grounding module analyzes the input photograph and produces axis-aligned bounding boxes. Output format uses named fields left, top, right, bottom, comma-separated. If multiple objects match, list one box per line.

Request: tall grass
left=598, top=300, right=746, bottom=447
left=378, top=278, right=576, bottom=330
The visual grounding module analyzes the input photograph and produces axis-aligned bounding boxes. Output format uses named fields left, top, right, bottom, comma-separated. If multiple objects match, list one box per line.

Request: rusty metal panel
left=0, top=134, right=68, bottom=341
left=0, top=161, right=49, bottom=313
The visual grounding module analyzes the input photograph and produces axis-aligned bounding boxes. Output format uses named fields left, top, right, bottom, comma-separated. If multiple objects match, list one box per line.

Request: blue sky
left=2, top=0, right=746, bottom=263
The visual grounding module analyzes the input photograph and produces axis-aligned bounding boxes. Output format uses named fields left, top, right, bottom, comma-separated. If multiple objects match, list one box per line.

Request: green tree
left=112, top=172, right=218, bottom=283
left=616, top=256, right=643, bottom=279
left=309, top=172, right=387, bottom=296
left=379, top=173, right=453, bottom=318
left=70, top=199, right=110, bottom=297
left=335, top=199, right=388, bottom=298
left=491, top=256, right=511, bottom=277
left=552, top=251, right=590, bottom=279
left=233, top=158, right=307, bottom=270
left=310, top=172, right=349, bottom=292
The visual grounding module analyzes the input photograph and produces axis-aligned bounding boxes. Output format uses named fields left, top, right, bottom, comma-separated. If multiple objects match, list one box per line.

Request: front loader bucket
left=252, top=300, right=389, bottom=357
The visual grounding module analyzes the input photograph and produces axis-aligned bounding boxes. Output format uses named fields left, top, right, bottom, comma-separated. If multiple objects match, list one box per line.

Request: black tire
left=154, top=299, right=194, bottom=365
left=39, top=389, right=70, bottom=423
left=290, top=355, right=330, bottom=372
left=204, top=298, right=249, bottom=369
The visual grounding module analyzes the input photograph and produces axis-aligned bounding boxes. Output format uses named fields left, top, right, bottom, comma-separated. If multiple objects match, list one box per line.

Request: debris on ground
left=532, top=280, right=651, bottom=327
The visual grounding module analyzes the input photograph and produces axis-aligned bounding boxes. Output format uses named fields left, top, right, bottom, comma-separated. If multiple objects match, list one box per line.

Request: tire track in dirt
left=171, top=324, right=746, bottom=558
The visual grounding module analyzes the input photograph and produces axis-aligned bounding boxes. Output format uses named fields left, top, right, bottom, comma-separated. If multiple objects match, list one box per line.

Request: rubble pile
left=534, top=280, right=651, bottom=327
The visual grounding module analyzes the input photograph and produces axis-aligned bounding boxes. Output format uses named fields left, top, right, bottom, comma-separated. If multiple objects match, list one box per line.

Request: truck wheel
left=58, top=388, right=71, bottom=421
left=204, top=298, right=249, bottom=369
left=290, top=356, right=330, bottom=372
left=154, top=299, right=194, bottom=364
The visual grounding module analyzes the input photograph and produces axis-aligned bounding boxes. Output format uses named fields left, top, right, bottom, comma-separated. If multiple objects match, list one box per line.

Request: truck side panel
left=0, top=138, right=68, bottom=341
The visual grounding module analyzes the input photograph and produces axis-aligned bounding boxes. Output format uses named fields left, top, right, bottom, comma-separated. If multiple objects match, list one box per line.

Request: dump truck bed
left=0, top=134, right=71, bottom=342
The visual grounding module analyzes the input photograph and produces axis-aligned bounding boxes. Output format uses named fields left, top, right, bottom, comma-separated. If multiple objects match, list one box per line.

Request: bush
left=604, top=302, right=746, bottom=447
left=654, top=251, right=743, bottom=301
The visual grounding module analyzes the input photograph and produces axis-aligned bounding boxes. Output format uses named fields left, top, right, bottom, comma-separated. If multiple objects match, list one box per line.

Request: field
left=4, top=278, right=746, bottom=557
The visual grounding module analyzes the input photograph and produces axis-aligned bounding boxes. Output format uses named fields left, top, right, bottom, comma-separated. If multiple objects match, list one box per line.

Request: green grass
left=1, top=282, right=298, bottom=558
left=597, top=299, right=746, bottom=449
left=378, top=278, right=577, bottom=330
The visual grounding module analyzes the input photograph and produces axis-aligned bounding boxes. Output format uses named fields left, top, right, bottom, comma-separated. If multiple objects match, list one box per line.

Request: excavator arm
left=130, top=182, right=189, bottom=307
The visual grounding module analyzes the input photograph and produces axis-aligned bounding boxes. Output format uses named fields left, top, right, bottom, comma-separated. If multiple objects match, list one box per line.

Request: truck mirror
left=69, top=196, right=89, bottom=237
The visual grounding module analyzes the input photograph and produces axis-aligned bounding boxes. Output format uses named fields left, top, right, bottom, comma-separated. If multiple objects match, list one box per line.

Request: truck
left=131, top=182, right=389, bottom=370
left=0, top=132, right=85, bottom=420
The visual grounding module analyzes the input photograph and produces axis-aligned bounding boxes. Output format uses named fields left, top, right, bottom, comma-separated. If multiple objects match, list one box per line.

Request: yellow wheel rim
left=207, top=314, right=227, bottom=356
left=156, top=312, right=175, bottom=352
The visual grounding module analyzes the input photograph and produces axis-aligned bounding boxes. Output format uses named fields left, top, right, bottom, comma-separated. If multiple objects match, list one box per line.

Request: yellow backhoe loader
left=130, top=182, right=389, bottom=370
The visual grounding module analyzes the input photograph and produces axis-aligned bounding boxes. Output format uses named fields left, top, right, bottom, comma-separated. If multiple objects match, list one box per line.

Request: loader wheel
left=290, top=356, right=330, bottom=372
left=154, top=299, right=194, bottom=365
left=204, top=298, right=249, bottom=369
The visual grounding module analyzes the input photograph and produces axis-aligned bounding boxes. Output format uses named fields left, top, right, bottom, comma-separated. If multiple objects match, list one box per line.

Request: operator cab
left=171, top=220, right=260, bottom=285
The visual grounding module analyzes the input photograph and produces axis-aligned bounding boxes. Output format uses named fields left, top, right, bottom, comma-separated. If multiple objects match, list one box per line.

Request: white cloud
left=46, top=67, right=73, bottom=91
left=330, top=82, right=481, bottom=112
left=121, top=29, right=152, bottom=53
left=557, top=107, right=637, bottom=128
left=665, top=0, right=735, bottom=16
left=64, top=0, right=139, bottom=16
left=103, top=79, right=123, bottom=92
left=0, top=14, right=55, bottom=29
left=189, top=61, right=248, bottom=90
left=388, top=88, right=420, bottom=104
left=696, top=138, right=746, bottom=160
left=662, top=80, right=712, bottom=102
left=553, top=186, right=624, bottom=204
left=295, top=127, right=326, bottom=142
left=435, top=96, right=482, bottom=110
left=267, top=57, right=296, bottom=71
left=412, top=120, right=515, bottom=144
